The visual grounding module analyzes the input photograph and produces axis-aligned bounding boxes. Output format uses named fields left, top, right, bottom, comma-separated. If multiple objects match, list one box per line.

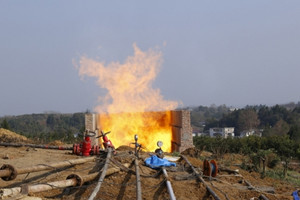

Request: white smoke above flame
left=78, top=43, right=178, bottom=114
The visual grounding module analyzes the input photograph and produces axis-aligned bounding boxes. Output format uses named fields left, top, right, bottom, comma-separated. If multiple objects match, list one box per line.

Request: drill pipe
left=0, top=157, right=95, bottom=181
left=0, top=163, right=130, bottom=198
left=181, top=155, right=221, bottom=200
left=0, top=142, right=73, bottom=150
left=162, top=167, right=176, bottom=200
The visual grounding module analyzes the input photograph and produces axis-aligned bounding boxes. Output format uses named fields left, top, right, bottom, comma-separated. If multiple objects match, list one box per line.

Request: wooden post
left=262, top=158, right=266, bottom=178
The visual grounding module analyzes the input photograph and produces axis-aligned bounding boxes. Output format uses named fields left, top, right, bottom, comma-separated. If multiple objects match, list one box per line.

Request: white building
left=209, top=127, right=235, bottom=138
left=240, top=129, right=262, bottom=137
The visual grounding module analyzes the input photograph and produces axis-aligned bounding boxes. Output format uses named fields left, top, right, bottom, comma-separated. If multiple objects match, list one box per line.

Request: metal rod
left=133, top=134, right=142, bottom=200
left=88, top=147, right=113, bottom=200
left=135, top=157, right=142, bottom=200
left=0, top=157, right=95, bottom=181
left=181, top=155, right=221, bottom=200
left=162, top=167, right=176, bottom=200
left=0, top=142, right=73, bottom=150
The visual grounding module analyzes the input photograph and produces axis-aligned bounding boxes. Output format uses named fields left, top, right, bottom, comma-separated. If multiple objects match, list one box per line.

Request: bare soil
left=0, top=130, right=298, bottom=200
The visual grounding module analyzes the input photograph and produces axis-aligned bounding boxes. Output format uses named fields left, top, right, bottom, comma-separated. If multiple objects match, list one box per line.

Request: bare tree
left=237, top=109, right=260, bottom=131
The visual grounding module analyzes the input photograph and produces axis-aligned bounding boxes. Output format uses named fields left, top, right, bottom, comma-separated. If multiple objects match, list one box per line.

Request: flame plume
left=78, top=44, right=178, bottom=152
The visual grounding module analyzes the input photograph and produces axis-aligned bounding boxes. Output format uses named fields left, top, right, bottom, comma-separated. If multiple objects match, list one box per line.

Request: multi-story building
left=209, top=127, right=235, bottom=138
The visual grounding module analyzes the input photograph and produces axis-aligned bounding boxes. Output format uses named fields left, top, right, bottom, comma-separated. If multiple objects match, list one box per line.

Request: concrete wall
left=84, top=113, right=99, bottom=146
left=85, top=114, right=94, bottom=131
left=170, top=110, right=194, bottom=152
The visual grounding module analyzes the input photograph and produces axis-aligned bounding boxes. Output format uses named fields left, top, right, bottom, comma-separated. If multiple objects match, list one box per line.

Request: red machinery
left=73, top=130, right=100, bottom=156
left=99, top=130, right=115, bottom=149
left=73, top=130, right=114, bottom=156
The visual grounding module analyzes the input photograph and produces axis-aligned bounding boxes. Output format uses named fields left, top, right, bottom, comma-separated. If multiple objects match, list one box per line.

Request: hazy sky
left=1, top=1, right=300, bottom=116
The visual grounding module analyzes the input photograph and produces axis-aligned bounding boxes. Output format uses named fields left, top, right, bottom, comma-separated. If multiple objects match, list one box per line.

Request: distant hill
left=0, top=113, right=85, bottom=143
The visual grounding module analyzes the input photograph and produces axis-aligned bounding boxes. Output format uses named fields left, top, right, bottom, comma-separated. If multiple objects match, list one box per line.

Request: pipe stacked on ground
left=0, top=161, right=129, bottom=198
left=0, top=157, right=95, bottom=181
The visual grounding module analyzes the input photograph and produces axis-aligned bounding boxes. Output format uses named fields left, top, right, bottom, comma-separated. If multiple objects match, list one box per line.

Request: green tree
left=288, top=125, right=300, bottom=143
left=268, top=136, right=295, bottom=178
left=0, top=119, right=10, bottom=130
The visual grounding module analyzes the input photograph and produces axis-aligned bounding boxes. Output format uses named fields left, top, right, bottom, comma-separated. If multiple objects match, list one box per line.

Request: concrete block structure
left=170, top=110, right=194, bottom=152
left=85, top=110, right=194, bottom=152
left=84, top=114, right=99, bottom=146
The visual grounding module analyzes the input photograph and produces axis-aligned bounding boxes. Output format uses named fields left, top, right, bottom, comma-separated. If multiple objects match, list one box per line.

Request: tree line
left=0, top=113, right=85, bottom=143
left=190, top=102, right=300, bottom=143
left=1, top=102, right=300, bottom=144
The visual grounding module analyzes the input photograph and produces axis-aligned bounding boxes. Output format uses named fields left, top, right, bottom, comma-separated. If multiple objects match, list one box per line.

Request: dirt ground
left=0, top=130, right=299, bottom=200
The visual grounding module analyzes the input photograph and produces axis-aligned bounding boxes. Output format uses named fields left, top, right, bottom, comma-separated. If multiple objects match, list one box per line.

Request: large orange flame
left=78, top=44, right=178, bottom=152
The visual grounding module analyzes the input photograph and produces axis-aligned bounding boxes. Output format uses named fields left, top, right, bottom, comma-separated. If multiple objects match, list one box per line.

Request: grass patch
left=286, top=170, right=300, bottom=186
left=265, top=169, right=300, bottom=186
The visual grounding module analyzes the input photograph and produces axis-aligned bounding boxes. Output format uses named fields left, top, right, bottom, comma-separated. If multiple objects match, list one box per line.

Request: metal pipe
left=18, top=157, right=95, bottom=174
left=162, top=167, right=176, bottom=200
left=0, top=169, right=11, bottom=178
left=181, top=155, right=221, bottom=200
left=135, top=157, right=142, bottom=200
left=0, top=157, right=95, bottom=181
left=133, top=134, right=142, bottom=200
left=0, top=176, right=80, bottom=197
left=259, top=194, right=269, bottom=200
left=0, top=162, right=129, bottom=198
left=0, top=142, right=73, bottom=150
left=88, top=148, right=112, bottom=200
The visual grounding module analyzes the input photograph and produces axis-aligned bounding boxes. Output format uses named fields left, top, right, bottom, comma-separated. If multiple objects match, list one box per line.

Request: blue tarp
left=293, top=190, right=300, bottom=200
left=144, top=155, right=176, bottom=169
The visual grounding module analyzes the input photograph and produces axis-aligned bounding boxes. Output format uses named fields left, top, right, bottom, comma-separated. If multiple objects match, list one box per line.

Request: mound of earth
left=116, top=145, right=135, bottom=151
left=181, top=147, right=202, bottom=158
left=0, top=128, right=31, bottom=143
left=181, top=147, right=212, bottom=158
